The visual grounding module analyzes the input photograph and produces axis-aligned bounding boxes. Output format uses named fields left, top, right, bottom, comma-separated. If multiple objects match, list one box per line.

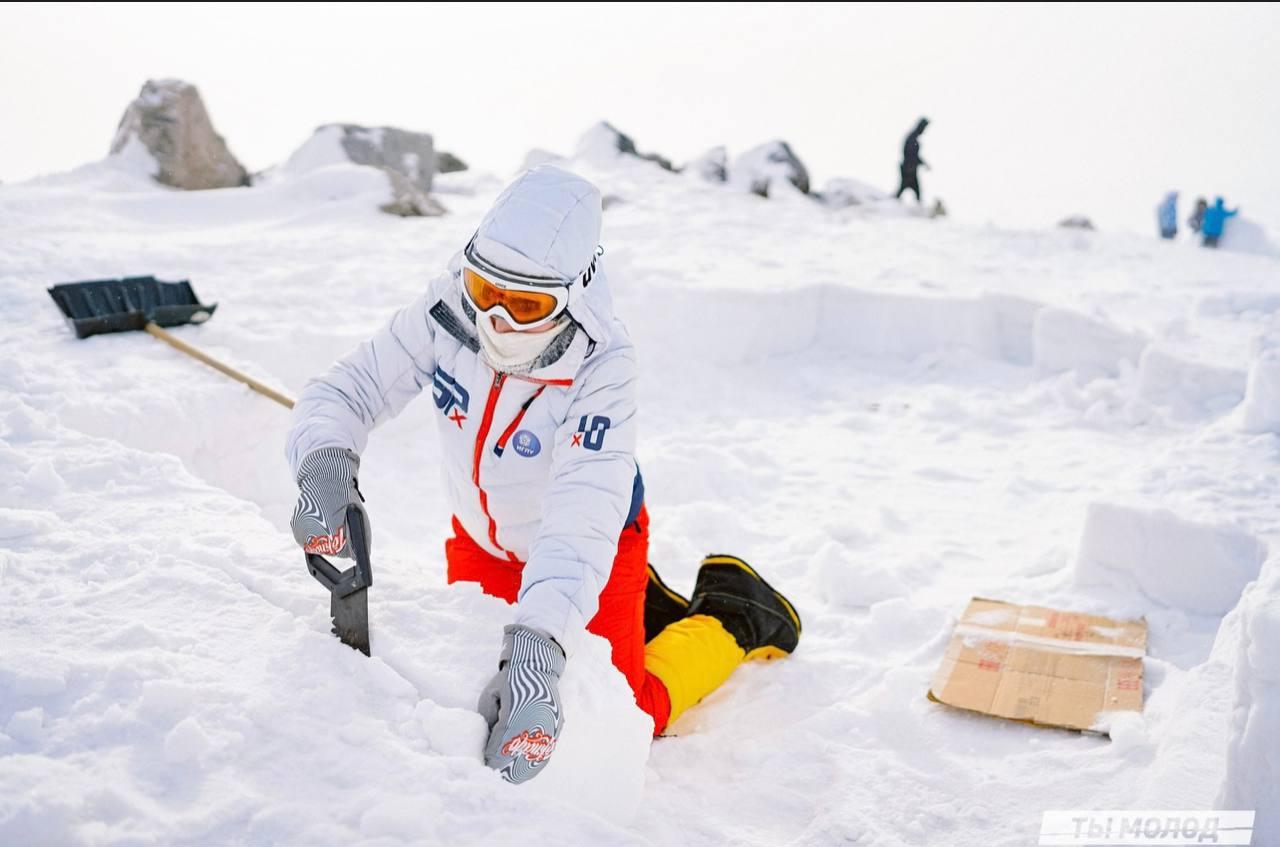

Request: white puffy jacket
left=285, top=167, right=640, bottom=654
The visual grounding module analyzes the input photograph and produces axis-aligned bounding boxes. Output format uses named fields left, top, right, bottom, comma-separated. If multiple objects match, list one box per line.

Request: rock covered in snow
left=575, top=122, right=676, bottom=172
left=381, top=170, right=447, bottom=217
left=109, top=79, right=249, bottom=190
left=686, top=146, right=728, bottom=183
left=435, top=151, right=468, bottom=174
left=818, top=177, right=890, bottom=208
left=299, top=124, right=435, bottom=193
left=728, top=140, right=810, bottom=198
left=1058, top=215, right=1096, bottom=230
left=281, top=124, right=444, bottom=217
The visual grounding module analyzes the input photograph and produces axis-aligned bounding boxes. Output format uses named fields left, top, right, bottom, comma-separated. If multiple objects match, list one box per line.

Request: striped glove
left=478, top=624, right=565, bottom=784
left=290, top=447, right=369, bottom=560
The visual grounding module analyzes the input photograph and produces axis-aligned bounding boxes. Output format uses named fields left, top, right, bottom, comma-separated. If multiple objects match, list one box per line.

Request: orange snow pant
left=445, top=507, right=674, bottom=734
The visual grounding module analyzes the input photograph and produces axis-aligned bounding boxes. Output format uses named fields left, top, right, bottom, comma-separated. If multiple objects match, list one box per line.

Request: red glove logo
left=304, top=525, right=348, bottom=556
left=501, top=729, right=556, bottom=763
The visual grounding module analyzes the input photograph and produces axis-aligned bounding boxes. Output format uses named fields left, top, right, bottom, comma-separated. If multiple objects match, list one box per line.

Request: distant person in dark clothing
left=1201, top=196, right=1238, bottom=248
left=1188, top=197, right=1208, bottom=234
left=895, top=117, right=929, bottom=203
left=1157, top=191, right=1178, bottom=239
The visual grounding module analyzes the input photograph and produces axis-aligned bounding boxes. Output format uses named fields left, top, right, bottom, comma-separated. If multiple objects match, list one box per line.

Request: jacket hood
left=450, top=165, right=615, bottom=348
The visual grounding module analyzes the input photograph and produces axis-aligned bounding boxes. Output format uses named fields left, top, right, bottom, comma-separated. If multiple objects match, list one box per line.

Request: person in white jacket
left=286, top=165, right=800, bottom=783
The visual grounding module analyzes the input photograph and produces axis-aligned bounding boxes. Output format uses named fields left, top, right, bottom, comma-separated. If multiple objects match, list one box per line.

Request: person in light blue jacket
left=1201, top=196, right=1239, bottom=248
left=1157, top=191, right=1178, bottom=239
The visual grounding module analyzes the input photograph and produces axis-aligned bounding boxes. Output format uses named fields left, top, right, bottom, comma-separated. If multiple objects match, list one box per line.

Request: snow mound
left=1217, top=555, right=1280, bottom=842
left=278, top=124, right=351, bottom=176
left=18, top=135, right=163, bottom=195
left=1075, top=503, right=1268, bottom=615
left=820, top=177, right=892, bottom=209
left=1219, top=216, right=1278, bottom=257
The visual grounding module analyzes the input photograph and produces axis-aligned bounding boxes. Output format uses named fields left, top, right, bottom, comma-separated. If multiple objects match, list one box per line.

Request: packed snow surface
left=3, top=147, right=1280, bottom=845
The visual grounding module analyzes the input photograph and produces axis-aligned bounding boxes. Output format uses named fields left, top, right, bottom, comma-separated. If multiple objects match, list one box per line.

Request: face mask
left=475, top=313, right=571, bottom=373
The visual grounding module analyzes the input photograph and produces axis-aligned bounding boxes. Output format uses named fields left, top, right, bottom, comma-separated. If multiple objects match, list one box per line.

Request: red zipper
left=472, top=371, right=520, bottom=563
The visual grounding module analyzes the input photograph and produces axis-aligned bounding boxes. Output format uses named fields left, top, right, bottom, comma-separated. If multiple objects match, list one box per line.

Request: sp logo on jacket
left=433, top=367, right=470, bottom=428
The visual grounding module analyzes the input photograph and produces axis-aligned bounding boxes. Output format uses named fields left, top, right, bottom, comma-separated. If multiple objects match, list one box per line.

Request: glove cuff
left=501, top=624, right=565, bottom=677
left=297, top=447, right=360, bottom=484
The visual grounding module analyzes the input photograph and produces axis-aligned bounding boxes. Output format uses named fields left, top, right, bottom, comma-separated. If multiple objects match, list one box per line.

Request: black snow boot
left=686, top=554, right=802, bottom=660
left=644, top=563, right=691, bottom=643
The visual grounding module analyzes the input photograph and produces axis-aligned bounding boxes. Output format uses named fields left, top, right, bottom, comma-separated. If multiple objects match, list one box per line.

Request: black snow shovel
left=305, top=505, right=374, bottom=655
left=46, top=276, right=295, bottom=409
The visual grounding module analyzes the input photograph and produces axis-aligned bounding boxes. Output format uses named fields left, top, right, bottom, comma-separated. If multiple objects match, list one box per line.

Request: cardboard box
left=927, top=598, right=1146, bottom=733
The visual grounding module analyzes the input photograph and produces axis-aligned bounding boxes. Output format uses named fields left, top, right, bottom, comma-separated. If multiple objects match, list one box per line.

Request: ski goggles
left=461, top=239, right=572, bottom=330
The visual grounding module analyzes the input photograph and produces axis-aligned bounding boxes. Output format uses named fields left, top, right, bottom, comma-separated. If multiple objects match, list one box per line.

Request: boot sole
left=701, top=554, right=802, bottom=659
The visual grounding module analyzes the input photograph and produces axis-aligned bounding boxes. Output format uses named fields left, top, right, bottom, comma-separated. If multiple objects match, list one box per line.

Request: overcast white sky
left=3, top=2, right=1277, bottom=233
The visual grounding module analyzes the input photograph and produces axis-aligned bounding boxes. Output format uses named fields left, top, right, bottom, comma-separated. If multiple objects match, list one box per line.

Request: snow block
left=660, top=285, right=1042, bottom=367
left=1075, top=503, right=1267, bottom=616
left=1136, top=347, right=1245, bottom=416
left=1241, top=338, right=1280, bottom=433
left=522, top=634, right=651, bottom=825
left=1217, top=556, right=1280, bottom=842
left=1033, top=308, right=1147, bottom=380
left=817, top=290, right=1040, bottom=365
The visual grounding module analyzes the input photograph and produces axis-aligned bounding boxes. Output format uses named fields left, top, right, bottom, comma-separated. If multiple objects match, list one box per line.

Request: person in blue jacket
left=1157, top=191, right=1178, bottom=239
left=1201, top=197, right=1239, bottom=248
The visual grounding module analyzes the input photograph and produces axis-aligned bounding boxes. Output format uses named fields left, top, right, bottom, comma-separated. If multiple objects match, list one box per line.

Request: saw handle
left=306, top=505, right=374, bottom=599
left=144, top=322, right=296, bottom=409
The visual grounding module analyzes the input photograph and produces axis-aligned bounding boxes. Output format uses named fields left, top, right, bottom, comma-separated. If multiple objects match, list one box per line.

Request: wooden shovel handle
left=145, top=322, right=296, bottom=409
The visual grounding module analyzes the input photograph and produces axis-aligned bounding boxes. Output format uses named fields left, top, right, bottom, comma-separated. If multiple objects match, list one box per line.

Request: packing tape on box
left=952, top=623, right=1146, bottom=660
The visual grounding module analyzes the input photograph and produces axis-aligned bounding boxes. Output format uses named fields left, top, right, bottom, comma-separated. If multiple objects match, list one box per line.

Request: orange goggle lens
left=463, top=268, right=563, bottom=324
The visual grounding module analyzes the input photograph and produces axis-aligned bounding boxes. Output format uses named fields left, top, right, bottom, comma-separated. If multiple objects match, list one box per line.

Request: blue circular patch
left=512, top=430, right=541, bottom=458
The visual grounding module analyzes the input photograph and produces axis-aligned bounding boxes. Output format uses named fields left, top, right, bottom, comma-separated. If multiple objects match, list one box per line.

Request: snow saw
left=46, top=276, right=295, bottom=409
left=305, top=504, right=374, bottom=656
